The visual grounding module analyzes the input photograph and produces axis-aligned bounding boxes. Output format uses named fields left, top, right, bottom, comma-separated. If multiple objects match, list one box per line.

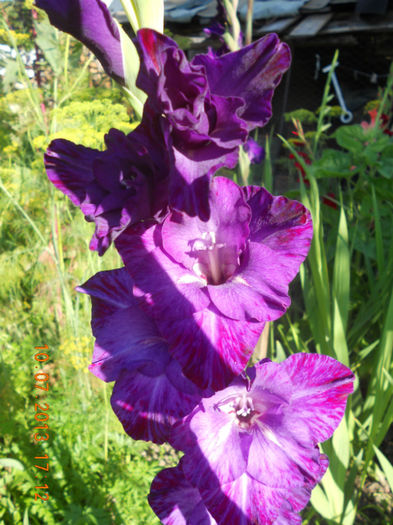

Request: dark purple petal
left=135, top=29, right=206, bottom=116
left=192, top=33, right=291, bottom=131
left=148, top=461, right=216, bottom=525
left=111, top=359, right=204, bottom=444
left=77, top=268, right=170, bottom=382
left=169, top=138, right=239, bottom=220
left=44, top=138, right=101, bottom=207
left=78, top=268, right=208, bottom=443
left=36, top=0, right=124, bottom=83
left=45, top=112, right=172, bottom=255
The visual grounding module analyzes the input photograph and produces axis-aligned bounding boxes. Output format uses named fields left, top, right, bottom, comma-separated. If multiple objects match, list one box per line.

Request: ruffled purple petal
left=244, top=187, right=313, bottom=283
left=36, top=0, right=124, bottom=84
left=45, top=114, right=172, bottom=255
left=192, top=33, right=291, bottom=131
left=148, top=461, right=216, bottom=525
left=136, top=30, right=247, bottom=151
left=135, top=29, right=206, bottom=116
left=135, top=29, right=251, bottom=219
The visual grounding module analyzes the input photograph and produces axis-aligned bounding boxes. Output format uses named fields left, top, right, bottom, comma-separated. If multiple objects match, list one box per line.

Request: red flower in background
left=361, top=108, right=393, bottom=136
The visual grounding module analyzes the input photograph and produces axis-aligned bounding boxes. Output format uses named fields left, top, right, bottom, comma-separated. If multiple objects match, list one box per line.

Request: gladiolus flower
left=135, top=29, right=290, bottom=218
left=116, top=177, right=312, bottom=390
left=167, top=354, right=354, bottom=524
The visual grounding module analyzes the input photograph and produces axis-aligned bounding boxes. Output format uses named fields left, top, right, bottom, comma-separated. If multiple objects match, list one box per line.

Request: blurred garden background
left=0, top=1, right=393, bottom=524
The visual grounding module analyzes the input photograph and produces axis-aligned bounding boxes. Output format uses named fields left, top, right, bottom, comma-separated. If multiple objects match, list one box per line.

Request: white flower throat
left=191, top=231, right=238, bottom=285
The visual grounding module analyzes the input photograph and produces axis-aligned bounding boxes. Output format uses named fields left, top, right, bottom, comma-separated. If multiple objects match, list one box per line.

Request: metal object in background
left=322, top=62, right=353, bottom=123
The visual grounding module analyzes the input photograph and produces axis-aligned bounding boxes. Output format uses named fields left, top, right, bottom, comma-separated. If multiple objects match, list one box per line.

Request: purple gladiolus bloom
left=169, top=354, right=354, bottom=524
left=35, top=0, right=124, bottom=84
left=115, top=177, right=313, bottom=390
left=135, top=29, right=290, bottom=218
left=44, top=110, right=172, bottom=255
left=77, top=268, right=208, bottom=443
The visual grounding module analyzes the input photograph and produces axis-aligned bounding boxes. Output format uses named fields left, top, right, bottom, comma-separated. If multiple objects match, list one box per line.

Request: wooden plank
left=255, top=16, right=300, bottom=35
left=320, top=11, right=393, bottom=34
left=329, top=0, right=356, bottom=5
left=301, top=0, right=331, bottom=13
left=288, top=13, right=333, bottom=37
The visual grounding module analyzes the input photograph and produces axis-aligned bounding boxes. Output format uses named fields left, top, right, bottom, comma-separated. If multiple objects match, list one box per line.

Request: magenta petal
left=273, top=503, right=302, bottom=525
left=77, top=268, right=170, bottom=382
left=247, top=429, right=306, bottom=489
left=175, top=409, right=250, bottom=490
left=111, top=361, right=203, bottom=444
left=200, top=472, right=290, bottom=525
left=148, top=462, right=216, bottom=525
left=159, top=308, right=263, bottom=390
left=168, top=357, right=352, bottom=524
left=281, top=353, right=355, bottom=445
left=244, top=187, right=313, bottom=283
left=162, top=177, right=250, bottom=273
left=208, top=243, right=291, bottom=322
left=36, top=0, right=124, bottom=84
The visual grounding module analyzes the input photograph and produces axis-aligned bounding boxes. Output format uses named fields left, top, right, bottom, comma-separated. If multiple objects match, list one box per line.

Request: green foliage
left=284, top=108, right=317, bottom=124
left=277, top=59, right=393, bottom=524
left=33, top=99, right=138, bottom=151
left=0, top=27, right=31, bottom=47
left=0, top=13, right=173, bottom=525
